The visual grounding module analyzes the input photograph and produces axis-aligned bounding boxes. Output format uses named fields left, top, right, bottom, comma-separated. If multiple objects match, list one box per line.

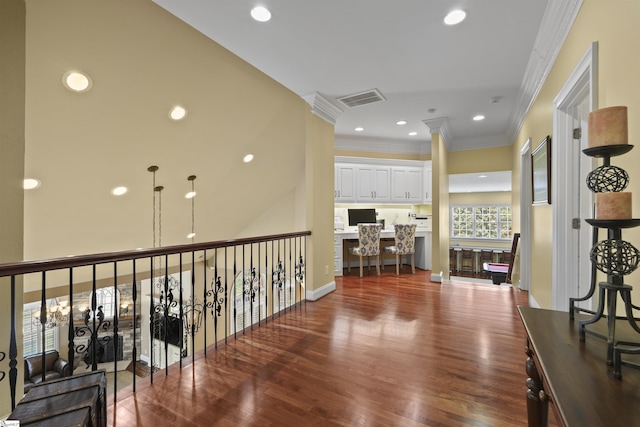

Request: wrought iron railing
left=0, top=231, right=310, bottom=411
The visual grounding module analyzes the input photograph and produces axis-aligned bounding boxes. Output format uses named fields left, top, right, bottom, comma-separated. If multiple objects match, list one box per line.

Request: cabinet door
left=335, top=164, right=355, bottom=202
left=391, top=167, right=423, bottom=202
left=423, top=164, right=432, bottom=203
left=355, top=166, right=390, bottom=202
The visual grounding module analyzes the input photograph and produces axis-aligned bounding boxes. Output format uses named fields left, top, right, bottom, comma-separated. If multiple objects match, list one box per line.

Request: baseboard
left=529, top=293, right=541, bottom=308
left=306, top=280, right=336, bottom=301
left=430, top=271, right=443, bottom=283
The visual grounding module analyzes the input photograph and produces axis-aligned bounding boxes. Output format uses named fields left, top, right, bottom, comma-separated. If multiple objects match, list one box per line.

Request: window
left=23, top=301, right=58, bottom=357
left=231, top=270, right=266, bottom=333
left=91, top=288, right=119, bottom=318
left=451, top=205, right=512, bottom=240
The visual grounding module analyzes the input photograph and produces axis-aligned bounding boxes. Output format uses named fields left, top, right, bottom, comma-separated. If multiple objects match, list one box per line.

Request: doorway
left=552, top=42, right=599, bottom=311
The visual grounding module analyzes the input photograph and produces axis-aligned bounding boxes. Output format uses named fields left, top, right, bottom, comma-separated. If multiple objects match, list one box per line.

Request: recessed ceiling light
left=243, top=154, right=254, bottom=163
left=444, top=9, right=467, bottom=25
left=396, top=120, right=407, bottom=126
left=408, top=131, right=418, bottom=136
left=185, top=191, right=196, bottom=199
left=111, top=186, right=128, bottom=196
left=187, top=232, right=196, bottom=239
left=251, top=6, right=271, bottom=22
left=473, top=115, right=485, bottom=121
left=23, top=178, right=41, bottom=190
left=478, top=175, right=488, bottom=178
left=62, top=71, right=92, bottom=92
left=355, top=127, right=364, bottom=132
left=169, top=106, right=187, bottom=120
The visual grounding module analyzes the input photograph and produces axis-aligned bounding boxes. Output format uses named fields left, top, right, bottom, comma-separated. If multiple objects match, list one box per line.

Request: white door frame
left=519, top=139, right=532, bottom=292
left=551, top=42, right=598, bottom=311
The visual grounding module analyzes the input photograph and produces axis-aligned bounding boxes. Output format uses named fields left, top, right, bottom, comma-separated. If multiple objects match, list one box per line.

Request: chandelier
left=32, top=298, right=70, bottom=328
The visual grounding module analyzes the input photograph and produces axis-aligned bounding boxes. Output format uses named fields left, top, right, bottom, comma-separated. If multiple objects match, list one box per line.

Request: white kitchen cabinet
left=334, top=164, right=356, bottom=202
left=391, top=167, right=423, bottom=203
left=423, top=162, right=432, bottom=203
left=355, top=165, right=390, bottom=202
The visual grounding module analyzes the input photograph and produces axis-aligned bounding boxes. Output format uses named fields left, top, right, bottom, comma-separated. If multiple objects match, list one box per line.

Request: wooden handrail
left=0, top=231, right=311, bottom=277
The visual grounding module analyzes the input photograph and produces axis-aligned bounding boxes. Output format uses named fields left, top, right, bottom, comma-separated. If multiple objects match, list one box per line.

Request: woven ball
left=590, top=239, right=640, bottom=276
left=586, top=165, right=629, bottom=193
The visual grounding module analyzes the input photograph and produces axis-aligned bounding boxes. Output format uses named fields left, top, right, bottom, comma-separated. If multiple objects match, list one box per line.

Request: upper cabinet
left=390, top=167, right=423, bottom=203
left=335, top=157, right=432, bottom=205
left=355, top=165, right=390, bottom=202
left=423, top=161, right=432, bottom=204
left=334, top=164, right=356, bottom=202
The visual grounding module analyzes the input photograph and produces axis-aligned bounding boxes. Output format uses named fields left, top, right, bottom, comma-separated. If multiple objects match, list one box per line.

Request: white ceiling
left=152, top=0, right=566, bottom=153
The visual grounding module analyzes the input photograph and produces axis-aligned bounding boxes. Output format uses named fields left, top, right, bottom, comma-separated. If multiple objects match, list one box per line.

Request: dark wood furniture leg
left=525, top=339, right=548, bottom=427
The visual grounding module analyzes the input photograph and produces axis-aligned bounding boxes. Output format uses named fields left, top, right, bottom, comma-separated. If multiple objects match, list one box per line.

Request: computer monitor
left=347, top=208, right=377, bottom=226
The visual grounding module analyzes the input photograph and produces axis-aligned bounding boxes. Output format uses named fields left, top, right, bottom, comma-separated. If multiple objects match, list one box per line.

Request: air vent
left=337, top=89, right=386, bottom=108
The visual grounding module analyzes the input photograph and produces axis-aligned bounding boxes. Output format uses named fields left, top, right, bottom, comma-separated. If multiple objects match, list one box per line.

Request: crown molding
left=422, top=117, right=452, bottom=150
left=335, top=135, right=431, bottom=155
left=302, top=92, right=343, bottom=125
left=507, top=0, right=584, bottom=143
left=447, top=135, right=511, bottom=152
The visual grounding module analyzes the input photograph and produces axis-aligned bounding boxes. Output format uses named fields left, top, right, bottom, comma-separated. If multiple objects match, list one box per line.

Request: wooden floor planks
left=108, top=269, right=557, bottom=426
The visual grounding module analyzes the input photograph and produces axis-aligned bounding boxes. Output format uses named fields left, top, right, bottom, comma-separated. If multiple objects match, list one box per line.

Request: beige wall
left=19, top=0, right=335, bottom=291
left=511, top=0, right=640, bottom=307
left=0, top=0, right=26, bottom=415
left=448, top=145, right=512, bottom=174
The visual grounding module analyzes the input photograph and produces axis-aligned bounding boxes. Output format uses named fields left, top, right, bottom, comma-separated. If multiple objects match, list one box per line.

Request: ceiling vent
left=337, top=89, right=386, bottom=108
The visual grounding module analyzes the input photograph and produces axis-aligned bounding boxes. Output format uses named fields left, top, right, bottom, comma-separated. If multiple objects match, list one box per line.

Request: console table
left=518, top=307, right=640, bottom=426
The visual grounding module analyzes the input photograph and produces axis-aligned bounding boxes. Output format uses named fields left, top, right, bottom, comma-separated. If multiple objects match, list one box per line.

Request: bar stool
left=454, top=247, right=462, bottom=272
left=480, top=249, right=493, bottom=278
left=461, top=248, right=474, bottom=275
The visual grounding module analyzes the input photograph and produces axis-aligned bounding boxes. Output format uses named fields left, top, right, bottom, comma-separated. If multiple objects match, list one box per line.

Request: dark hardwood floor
left=108, top=268, right=556, bottom=426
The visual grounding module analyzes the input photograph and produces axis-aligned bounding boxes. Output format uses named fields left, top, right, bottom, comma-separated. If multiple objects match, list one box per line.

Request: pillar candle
left=596, top=192, right=632, bottom=220
left=588, top=106, right=628, bottom=148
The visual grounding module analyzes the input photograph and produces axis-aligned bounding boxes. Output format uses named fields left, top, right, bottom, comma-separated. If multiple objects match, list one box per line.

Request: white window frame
left=450, top=204, right=513, bottom=241
left=23, top=300, right=58, bottom=357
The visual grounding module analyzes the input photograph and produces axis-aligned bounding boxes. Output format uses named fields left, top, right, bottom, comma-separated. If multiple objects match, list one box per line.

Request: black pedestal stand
left=572, top=144, right=640, bottom=378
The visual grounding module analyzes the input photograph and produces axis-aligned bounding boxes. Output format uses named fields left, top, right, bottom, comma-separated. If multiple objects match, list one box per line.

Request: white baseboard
left=529, top=293, right=541, bottom=308
left=430, top=271, right=443, bottom=283
left=306, top=280, right=336, bottom=301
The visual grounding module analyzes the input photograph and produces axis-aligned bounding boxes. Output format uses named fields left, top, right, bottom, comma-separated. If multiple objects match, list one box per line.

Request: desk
left=518, top=307, right=640, bottom=426
left=334, top=228, right=431, bottom=275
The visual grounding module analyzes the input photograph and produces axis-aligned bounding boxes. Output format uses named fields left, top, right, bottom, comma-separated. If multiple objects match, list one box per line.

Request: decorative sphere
left=586, top=165, right=629, bottom=193
left=590, top=239, right=640, bottom=276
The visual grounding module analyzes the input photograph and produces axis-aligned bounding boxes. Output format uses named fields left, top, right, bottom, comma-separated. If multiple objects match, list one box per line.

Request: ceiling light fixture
left=243, top=154, right=254, bottom=163
left=111, top=186, right=128, bottom=196
left=23, top=178, right=41, bottom=190
left=251, top=6, right=271, bottom=22
left=169, top=106, right=187, bottom=120
left=396, top=120, right=407, bottom=125
left=479, top=175, right=488, bottom=178
left=444, top=9, right=467, bottom=25
left=355, top=127, right=364, bottom=132
left=187, top=175, right=196, bottom=241
left=473, top=115, right=485, bottom=121
left=62, top=71, right=92, bottom=92
left=409, top=131, right=418, bottom=136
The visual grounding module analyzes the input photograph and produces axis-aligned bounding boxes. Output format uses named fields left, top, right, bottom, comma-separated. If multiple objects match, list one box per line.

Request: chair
left=24, top=350, right=71, bottom=392
left=449, top=248, right=456, bottom=273
left=383, top=224, right=417, bottom=275
left=348, top=224, right=382, bottom=277
left=461, top=248, right=474, bottom=275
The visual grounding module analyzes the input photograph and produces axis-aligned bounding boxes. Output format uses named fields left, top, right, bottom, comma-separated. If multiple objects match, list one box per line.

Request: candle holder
left=572, top=142, right=640, bottom=378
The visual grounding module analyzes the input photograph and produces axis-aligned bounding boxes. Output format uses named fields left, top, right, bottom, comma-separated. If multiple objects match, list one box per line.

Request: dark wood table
left=518, top=306, right=640, bottom=426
